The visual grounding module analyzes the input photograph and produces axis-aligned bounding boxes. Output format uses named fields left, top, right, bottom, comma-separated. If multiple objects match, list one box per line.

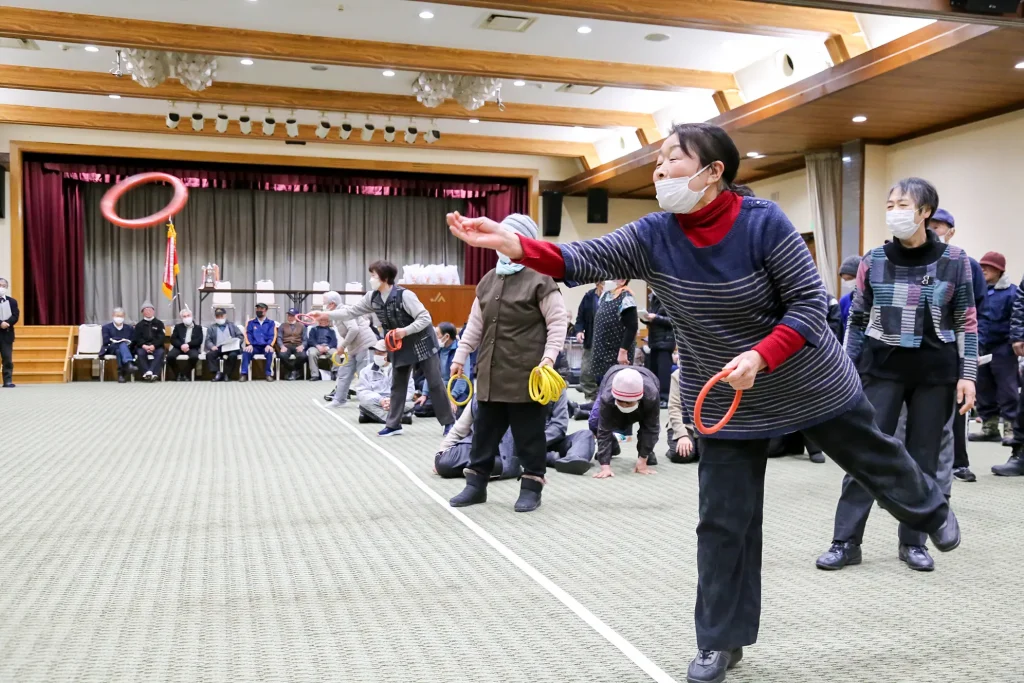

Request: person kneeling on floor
left=666, top=368, right=698, bottom=464
left=589, top=366, right=661, bottom=479
left=357, top=339, right=414, bottom=428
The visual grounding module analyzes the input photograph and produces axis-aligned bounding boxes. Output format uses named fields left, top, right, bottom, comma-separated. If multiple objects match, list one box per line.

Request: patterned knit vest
left=371, top=285, right=437, bottom=367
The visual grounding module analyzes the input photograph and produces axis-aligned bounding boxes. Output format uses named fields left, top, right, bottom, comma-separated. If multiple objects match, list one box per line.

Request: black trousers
left=977, top=342, right=1019, bottom=422
left=832, top=375, right=954, bottom=548
left=0, top=334, right=12, bottom=385
left=646, top=348, right=674, bottom=403
left=206, top=349, right=240, bottom=376
left=277, top=345, right=308, bottom=373
left=167, top=348, right=200, bottom=378
left=388, top=355, right=453, bottom=430
left=695, top=391, right=949, bottom=651
left=952, top=410, right=969, bottom=470
left=468, top=401, right=549, bottom=478
left=134, top=347, right=165, bottom=377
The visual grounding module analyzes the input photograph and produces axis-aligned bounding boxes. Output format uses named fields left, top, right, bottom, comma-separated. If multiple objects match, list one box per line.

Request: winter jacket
left=979, top=273, right=1017, bottom=347
left=336, top=314, right=377, bottom=355
left=355, top=363, right=415, bottom=406
left=643, top=292, right=675, bottom=350
left=573, top=289, right=600, bottom=349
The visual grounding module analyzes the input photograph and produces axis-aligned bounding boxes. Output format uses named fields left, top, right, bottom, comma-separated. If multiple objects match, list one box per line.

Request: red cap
left=980, top=252, right=1006, bottom=272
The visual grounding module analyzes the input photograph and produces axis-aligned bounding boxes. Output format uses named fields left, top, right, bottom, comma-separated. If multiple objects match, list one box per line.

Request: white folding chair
left=344, top=282, right=364, bottom=305
left=72, top=324, right=104, bottom=381
left=255, top=279, right=280, bottom=319
left=212, top=281, right=236, bottom=320
left=311, top=280, right=331, bottom=310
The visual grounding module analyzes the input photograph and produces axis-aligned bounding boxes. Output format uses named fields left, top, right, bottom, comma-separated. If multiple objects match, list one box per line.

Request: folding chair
left=72, top=324, right=103, bottom=381
left=212, top=281, right=236, bottom=321
left=311, top=280, right=331, bottom=310
left=255, top=280, right=281, bottom=319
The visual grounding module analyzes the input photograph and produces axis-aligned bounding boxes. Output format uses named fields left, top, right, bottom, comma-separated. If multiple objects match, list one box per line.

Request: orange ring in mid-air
left=385, top=330, right=403, bottom=352
left=693, top=369, right=743, bottom=435
left=100, top=172, right=189, bottom=229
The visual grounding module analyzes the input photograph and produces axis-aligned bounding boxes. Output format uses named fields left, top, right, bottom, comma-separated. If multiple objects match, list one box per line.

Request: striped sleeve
left=762, top=213, right=827, bottom=348
left=954, top=251, right=979, bottom=382
left=559, top=222, right=652, bottom=286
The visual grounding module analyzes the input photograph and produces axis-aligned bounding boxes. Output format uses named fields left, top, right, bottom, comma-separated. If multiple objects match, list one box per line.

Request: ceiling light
left=311, top=65, right=328, bottom=71
left=84, top=45, right=100, bottom=53
left=852, top=115, right=867, bottom=123
left=191, top=111, right=205, bottom=132
left=384, top=122, right=397, bottom=143
left=316, top=117, right=331, bottom=139
left=419, top=10, right=434, bottom=19
left=468, top=118, right=479, bottom=124
left=746, top=151, right=759, bottom=158
left=340, top=119, right=353, bottom=140
left=361, top=122, right=375, bottom=141
left=285, top=117, right=299, bottom=138
left=1016, top=61, right=1024, bottom=69
left=513, top=79, right=526, bottom=87
left=577, top=26, right=592, bottom=34
left=382, top=70, right=396, bottom=77
left=240, top=58, right=254, bottom=66
left=239, top=114, right=252, bottom=135
left=404, top=125, right=418, bottom=144
left=166, top=110, right=180, bottom=130
left=842, top=156, right=852, bottom=163
left=263, top=115, right=276, bottom=136
left=216, top=112, right=229, bottom=133
left=573, top=125, right=583, bottom=130
left=645, top=33, right=670, bottom=42
left=425, top=121, right=440, bottom=144
left=108, top=94, right=121, bottom=99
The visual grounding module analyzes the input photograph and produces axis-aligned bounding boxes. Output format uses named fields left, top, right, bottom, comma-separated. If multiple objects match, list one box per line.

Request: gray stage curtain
left=83, top=183, right=465, bottom=323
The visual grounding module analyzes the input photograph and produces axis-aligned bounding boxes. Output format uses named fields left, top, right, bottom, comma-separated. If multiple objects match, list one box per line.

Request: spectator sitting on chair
left=357, top=339, right=414, bottom=425
left=205, top=308, right=244, bottom=382
left=666, top=368, right=698, bottom=464
left=414, top=322, right=470, bottom=418
left=277, top=308, right=308, bottom=381
left=306, top=313, right=338, bottom=381
left=589, top=366, right=661, bottom=479
left=241, top=302, right=277, bottom=383
left=0, top=277, right=19, bottom=388
left=168, top=309, right=203, bottom=381
left=131, top=301, right=166, bottom=382
left=100, top=307, right=136, bottom=383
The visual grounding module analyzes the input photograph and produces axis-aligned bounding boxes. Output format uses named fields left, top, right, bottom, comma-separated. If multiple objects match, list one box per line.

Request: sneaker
left=815, top=540, right=862, bottom=570
left=143, top=371, right=154, bottom=380
left=212, top=372, right=226, bottom=383
left=266, top=376, right=276, bottom=382
left=898, top=544, right=935, bottom=572
left=238, top=376, right=249, bottom=383
left=401, top=415, right=413, bottom=425
left=809, top=451, right=826, bottom=464
left=952, top=466, right=977, bottom=482
left=378, top=426, right=403, bottom=437
left=686, top=648, right=743, bottom=683
left=117, top=375, right=127, bottom=384
left=992, top=452, right=1024, bottom=477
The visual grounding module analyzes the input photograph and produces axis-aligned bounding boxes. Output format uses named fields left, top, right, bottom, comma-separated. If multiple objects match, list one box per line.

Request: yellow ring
left=447, top=373, right=474, bottom=407
left=529, top=365, right=567, bottom=405
left=331, top=350, right=349, bottom=367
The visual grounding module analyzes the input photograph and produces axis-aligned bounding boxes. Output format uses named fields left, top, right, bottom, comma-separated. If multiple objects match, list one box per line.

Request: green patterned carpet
left=1, top=381, right=1022, bottom=683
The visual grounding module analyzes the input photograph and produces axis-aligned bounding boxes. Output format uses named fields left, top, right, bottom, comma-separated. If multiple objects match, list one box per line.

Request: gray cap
left=501, top=213, right=538, bottom=240
left=140, top=300, right=155, bottom=311
left=839, top=256, right=861, bottom=278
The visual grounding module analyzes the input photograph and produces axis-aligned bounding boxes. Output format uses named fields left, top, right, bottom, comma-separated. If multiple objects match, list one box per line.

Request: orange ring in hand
left=693, top=369, right=743, bottom=435
left=385, top=330, right=403, bottom=352
left=296, top=313, right=318, bottom=325
left=100, top=172, right=189, bottom=229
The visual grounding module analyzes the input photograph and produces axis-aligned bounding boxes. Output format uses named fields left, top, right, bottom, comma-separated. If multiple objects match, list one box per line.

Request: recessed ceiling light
left=382, top=70, right=396, bottom=77
left=240, top=58, right=254, bottom=66
left=645, top=33, right=670, bottom=42
left=311, top=65, right=328, bottom=71
left=84, top=45, right=99, bottom=52
left=1016, top=61, right=1024, bottom=69
left=108, top=94, right=121, bottom=99
left=468, top=118, right=480, bottom=124
left=513, top=79, right=526, bottom=87
left=419, top=10, right=434, bottom=19
left=852, top=115, right=867, bottom=123
left=842, top=156, right=852, bottom=162
left=746, top=151, right=759, bottom=158
left=577, top=26, right=592, bottom=34
left=573, top=125, right=583, bottom=130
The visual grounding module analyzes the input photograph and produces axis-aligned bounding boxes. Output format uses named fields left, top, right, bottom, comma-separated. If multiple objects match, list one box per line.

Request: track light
left=166, top=110, right=180, bottom=130
left=190, top=111, right=205, bottom=132
left=263, top=115, right=276, bottom=136
left=404, top=125, right=418, bottom=144
left=316, top=115, right=331, bottom=139
left=384, top=121, right=396, bottom=143
left=215, top=112, right=229, bottom=133
left=361, top=122, right=375, bottom=141
left=239, top=114, right=252, bottom=135
left=425, top=128, right=441, bottom=144
left=285, top=117, right=299, bottom=138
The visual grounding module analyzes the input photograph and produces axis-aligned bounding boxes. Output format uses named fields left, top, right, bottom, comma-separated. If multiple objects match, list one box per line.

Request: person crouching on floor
left=589, top=365, right=661, bottom=479
left=356, top=339, right=414, bottom=427
left=666, top=368, right=698, bottom=464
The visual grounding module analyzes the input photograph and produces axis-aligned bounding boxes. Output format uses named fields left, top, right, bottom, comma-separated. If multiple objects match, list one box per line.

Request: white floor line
left=312, top=399, right=681, bottom=683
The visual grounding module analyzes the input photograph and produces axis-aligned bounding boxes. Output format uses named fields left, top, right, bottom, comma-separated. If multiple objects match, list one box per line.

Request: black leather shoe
left=646, top=453, right=658, bottom=467
left=239, top=376, right=249, bottom=383
left=358, top=413, right=372, bottom=424
left=816, top=541, right=862, bottom=570
left=450, top=470, right=489, bottom=507
left=928, top=507, right=960, bottom=552
left=514, top=477, right=543, bottom=512
left=402, top=415, right=413, bottom=425
left=899, top=544, right=934, bottom=571
left=686, top=648, right=743, bottom=683
left=265, top=375, right=275, bottom=382
left=992, top=453, right=1024, bottom=477
left=952, top=466, right=977, bottom=482
left=117, top=375, right=127, bottom=384
left=212, top=372, right=226, bottom=382
left=809, top=451, right=826, bottom=463
left=176, top=375, right=187, bottom=382
left=552, top=459, right=593, bottom=475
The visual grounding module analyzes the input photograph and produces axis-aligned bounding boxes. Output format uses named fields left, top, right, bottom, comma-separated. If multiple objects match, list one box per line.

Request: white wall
left=748, top=169, right=812, bottom=233
left=0, top=170, right=9, bottom=283
left=862, top=144, right=890, bottom=251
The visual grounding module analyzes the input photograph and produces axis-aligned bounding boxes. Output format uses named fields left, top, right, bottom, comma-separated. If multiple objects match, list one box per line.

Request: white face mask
left=0, top=287, right=7, bottom=297
left=886, top=209, right=920, bottom=240
left=143, top=314, right=155, bottom=321
left=182, top=316, right=193, bottom=326
left=604, top=280, right=619, bottom=293
left=215, top=318, right=227, bottom=325
left=655, top=164, right=711, bottom=214
left=841, top=279, right=856, bottom=295
left=369, top=276, right=382, bottom=292
left=616, top=402, right=639, bottom=414
left=375, top=354, right=389, bottom=367
left=112, top=316, right=124, bottom=325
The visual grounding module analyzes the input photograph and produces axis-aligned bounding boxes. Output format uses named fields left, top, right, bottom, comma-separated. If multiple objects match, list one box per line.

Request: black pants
left=469, top=401, right=549, bottom=478
left=0, top=334, right=12, bottom=385
left=388, top=355, right=453, bottom=430
left=277, top=345, right=308, bottom=374
left=206, top=349, right=240, bottom=377
left=134, top=347, right=165, bottom=377
left=952, top=410, right=969, bottom=470
left=832, top=376, right=954, bottom=548
left=977, top=342, right=1019, bottom=422
left=695, top=391, right=949, bottom=651
left=167, top=348, right=200, bottom=378
left=646, top=348, right=674, bottom=403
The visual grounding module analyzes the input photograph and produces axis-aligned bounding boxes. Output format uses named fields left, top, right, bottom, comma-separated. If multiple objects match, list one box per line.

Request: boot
left=992, top=451, right=1024, bottom=477
left=969, top=417, right=1001, bottom=442
left=514, top=477, right=543, bottom=513
left=450, top=469, right=488, bottom=507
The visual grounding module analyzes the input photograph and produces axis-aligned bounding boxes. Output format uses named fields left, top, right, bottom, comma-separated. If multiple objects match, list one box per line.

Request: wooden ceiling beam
left=742, top=0, right=1024, bottom=27
left=0, top=7, right=737, bottom=92
left=0, top=64, right=657, bottom=130
left=0, top=104, right=598, bottom=159
left=423, top=0, right=862, bottom=37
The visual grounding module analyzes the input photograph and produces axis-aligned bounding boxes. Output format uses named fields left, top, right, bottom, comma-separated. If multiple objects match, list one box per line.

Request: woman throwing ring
left=446, top=122, right=963, bottom=683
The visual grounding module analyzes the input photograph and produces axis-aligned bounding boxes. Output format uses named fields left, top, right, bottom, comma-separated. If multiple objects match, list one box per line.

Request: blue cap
left=287, top=307, right=300, bottom=315
left=932, top=208, right=954, bottom=228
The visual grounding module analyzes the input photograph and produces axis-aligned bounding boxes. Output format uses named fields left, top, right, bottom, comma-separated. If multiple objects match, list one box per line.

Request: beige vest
left=475, top=268, right=558, bottom=403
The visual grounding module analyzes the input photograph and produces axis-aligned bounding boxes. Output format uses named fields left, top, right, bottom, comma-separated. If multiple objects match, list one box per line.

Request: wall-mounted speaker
left=949, top=0, right=1020, bottom=13
left=587, top=188, right=609, bottom=224
left=542, top=191, right=563, bottom=238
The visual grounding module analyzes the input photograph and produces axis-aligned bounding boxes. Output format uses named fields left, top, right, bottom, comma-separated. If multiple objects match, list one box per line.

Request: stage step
left=13, top=371, right=66, bottom=384
left=10, top=326, right=73, bottom=384
left=13, top=347, right=68, bottom=360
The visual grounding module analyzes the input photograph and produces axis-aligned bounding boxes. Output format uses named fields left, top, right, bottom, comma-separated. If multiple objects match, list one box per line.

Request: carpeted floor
left=1, top=380, right=1022, bottom=683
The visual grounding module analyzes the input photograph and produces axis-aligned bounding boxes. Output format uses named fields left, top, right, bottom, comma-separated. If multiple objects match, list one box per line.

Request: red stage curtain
left=463, top=183, right=530, bottom=285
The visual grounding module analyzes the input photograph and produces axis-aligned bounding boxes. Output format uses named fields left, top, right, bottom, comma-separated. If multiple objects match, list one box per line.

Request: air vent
left=556, top=83, right=603, bottom=96
left=478, top=13, right=535, bottom=32
left=0, top=38, right=40, bottom=50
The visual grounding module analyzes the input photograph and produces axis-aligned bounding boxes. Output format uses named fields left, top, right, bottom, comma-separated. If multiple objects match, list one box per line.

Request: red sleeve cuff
left=514, top=236, right=566, bottom=279
left=752, top=324, right=805, bottom=372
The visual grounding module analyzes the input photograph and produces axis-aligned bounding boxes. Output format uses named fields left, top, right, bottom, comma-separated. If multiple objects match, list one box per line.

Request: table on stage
left=196, top=288, right=365, bottom=325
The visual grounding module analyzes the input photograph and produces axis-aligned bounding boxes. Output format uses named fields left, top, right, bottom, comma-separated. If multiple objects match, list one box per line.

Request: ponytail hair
left=668, top=122, right=754, bottom=197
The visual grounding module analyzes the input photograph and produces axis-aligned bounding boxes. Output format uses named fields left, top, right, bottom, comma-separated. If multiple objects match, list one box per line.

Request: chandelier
left=119, top=49, right=218, bottom=92
left=169, top=52, right=218, bottom=92
left=412, top=72, right=502, bottom=111
left=123, top=49, right=171, bottom=88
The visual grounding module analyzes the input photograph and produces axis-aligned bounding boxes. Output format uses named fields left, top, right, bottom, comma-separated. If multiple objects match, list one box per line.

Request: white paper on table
left=221, top=338, right=241, bottom=352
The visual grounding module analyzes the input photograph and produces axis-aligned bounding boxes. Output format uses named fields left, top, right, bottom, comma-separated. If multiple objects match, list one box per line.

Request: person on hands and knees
left=132, top=301, right=166, bottom=382
left=994, top=267, right=1024, bottom=477
left=277, top=308, right=308, bottom=381
left=323, top=291, right=376, bottom=407
left=168, top=309, right=203, bottom=381
left=667, top=368, right=698, bottom=463
left=205, top=308, right=243, bottom=381
left=240, top=303, right=277, bottom=382
left=305, top=314, right=338, bottom=381
left=588, top=366, right=661, bottom=478
left=356, top=339, right=414, bottom=426
left=586, top=278, right=638, bottom=411
left=446, top=123, right=962, bottom=683
left=100, top=307, right=136, bottom=383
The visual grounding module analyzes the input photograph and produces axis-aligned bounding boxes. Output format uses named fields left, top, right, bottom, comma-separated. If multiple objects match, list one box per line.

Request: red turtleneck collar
left=674, top=190, right=743, bottom=248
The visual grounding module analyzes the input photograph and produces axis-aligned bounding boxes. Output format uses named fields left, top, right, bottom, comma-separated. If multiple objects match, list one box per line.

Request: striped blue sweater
left=559, top=197, right=862, bottom=439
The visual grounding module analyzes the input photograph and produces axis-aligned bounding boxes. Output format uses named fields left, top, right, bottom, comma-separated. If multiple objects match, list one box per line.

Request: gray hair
left=322, top=291, right=343, bottom=308
left=113, top=307, right=125, bottom=316
left=888, top=177, right=939, bottom=222
left=180, top=308, right=193, bottom=316
left=0, top=277, right=8, bottom=287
